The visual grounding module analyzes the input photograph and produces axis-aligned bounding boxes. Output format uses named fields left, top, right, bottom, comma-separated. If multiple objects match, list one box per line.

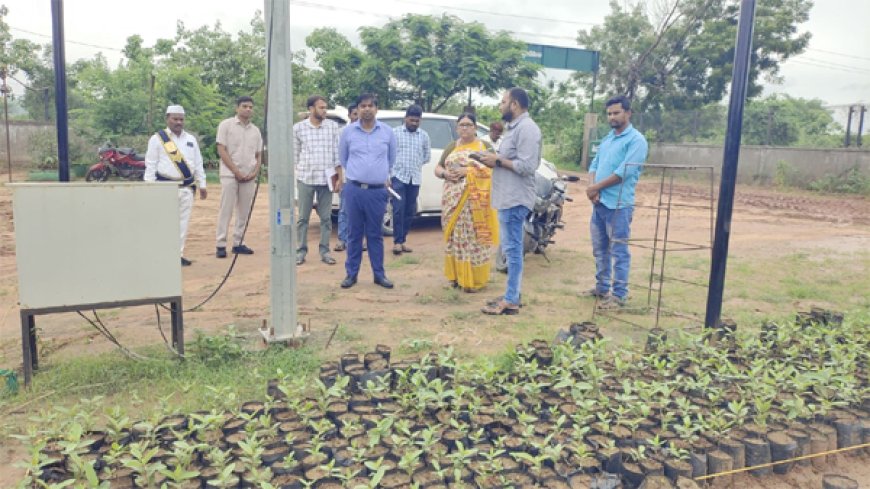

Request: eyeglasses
left=457, top=123, right=475, bottom=127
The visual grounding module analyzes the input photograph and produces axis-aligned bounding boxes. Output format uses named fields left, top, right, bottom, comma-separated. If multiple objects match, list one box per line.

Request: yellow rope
left=694, top=442, right=870, bottom=481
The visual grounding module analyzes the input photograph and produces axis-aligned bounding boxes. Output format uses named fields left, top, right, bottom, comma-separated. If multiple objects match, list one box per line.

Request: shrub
left=808, top=167, right=870, bottom=195
left=27, top=128, right=93, bottom=170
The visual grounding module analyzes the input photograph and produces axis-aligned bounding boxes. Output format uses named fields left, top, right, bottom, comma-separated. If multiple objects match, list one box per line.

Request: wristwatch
left=495, top=158, right=503, bottom=167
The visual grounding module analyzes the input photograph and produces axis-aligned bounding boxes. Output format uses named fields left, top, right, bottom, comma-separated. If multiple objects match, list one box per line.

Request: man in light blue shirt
left=338, top=93, right=398, bottom=290
left=390, top=104, right=431, bottom=255
left=585, top=95, right=648, bottom=309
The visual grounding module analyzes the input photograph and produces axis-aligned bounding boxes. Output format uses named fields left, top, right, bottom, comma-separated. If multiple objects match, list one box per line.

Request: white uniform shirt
left=144, top=129, right=207, bottom=188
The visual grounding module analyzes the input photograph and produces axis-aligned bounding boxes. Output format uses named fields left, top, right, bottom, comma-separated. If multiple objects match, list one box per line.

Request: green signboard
left=524, top=44, right=599, bottom=73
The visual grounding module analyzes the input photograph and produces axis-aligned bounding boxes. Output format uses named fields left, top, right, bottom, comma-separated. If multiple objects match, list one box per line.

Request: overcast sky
left=3, top=0, right=869, bottom=113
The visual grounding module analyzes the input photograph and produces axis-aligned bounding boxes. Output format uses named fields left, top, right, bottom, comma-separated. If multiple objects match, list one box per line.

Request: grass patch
left=386, top=254, right=421, bottom=268
left=0, top=330, right=320, bottom=434
left=449, top=310, right=477, bottom=321
left=332, top=325, right=363, bottom=342
left=398, top=338, right=434, bottom=355
left=440, top=287, right=467, bottom=304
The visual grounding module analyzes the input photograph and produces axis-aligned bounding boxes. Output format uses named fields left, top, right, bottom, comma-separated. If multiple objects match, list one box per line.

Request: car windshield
left=380, top=117, right=456, bottom=150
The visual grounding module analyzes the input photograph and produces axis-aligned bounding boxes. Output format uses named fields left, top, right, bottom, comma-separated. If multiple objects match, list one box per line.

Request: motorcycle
left=495, top=173, right=570, bottom=272
left=85, top=146, right=147, bottom=182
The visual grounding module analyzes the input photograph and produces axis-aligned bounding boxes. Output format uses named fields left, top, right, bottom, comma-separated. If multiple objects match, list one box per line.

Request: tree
left=741, top=95, right=840, bottom=147
left=355, top=14, right=540, bottom=112
left=576, top=0, right=812, bottom=110
left=168, top=15, right=266, bottom=102
left=305, top=28, right=367, bottom=108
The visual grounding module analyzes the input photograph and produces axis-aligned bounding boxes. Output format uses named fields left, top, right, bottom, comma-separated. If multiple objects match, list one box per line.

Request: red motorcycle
left=85, top=146, right=147, bottom=181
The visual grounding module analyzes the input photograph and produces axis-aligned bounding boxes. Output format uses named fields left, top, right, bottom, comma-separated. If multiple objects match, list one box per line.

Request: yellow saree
left=441, top=140, right=498, bottom=290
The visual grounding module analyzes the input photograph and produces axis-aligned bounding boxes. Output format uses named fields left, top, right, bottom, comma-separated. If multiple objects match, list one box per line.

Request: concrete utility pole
left=263, top=0, right=298, bottom=342
left=2, top=66, right=12, bottom=182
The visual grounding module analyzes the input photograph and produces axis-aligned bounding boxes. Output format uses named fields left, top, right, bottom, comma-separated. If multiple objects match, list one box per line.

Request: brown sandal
left=481, top=300, right=520, bottom=315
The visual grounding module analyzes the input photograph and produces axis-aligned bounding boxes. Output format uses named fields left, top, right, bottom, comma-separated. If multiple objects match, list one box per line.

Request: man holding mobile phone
left=475, top=87, right=542, bottom=315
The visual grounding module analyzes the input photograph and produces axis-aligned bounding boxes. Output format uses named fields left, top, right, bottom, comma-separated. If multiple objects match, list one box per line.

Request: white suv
left=327, top=107, right=558, bottom=235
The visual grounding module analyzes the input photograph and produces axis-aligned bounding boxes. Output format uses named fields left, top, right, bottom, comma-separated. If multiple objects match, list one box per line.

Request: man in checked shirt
left=390, top=104, right=431, bottom=255
left=294, top=95, right=343, bottom=266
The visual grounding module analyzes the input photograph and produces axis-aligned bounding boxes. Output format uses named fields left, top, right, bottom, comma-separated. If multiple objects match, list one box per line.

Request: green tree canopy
left=742, top=94, right=840, bottom=146
left=343, top=14, right=540, bottom=112
left=577, top=0, right=812, bottom=110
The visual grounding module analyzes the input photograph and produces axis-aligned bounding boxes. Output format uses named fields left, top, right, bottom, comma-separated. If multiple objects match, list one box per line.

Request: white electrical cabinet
left=11, top=182, right=183, bottom=309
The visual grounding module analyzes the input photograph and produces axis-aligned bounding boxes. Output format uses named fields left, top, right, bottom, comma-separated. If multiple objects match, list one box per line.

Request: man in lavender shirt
left=338, top=93, right=397, bottom=289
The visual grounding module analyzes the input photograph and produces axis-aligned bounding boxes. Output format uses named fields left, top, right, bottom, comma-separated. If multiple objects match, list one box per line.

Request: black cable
left=77, top=311, right=153, bottom=361
left=160, top=2, right=275, bottom=314
left=154, top=305, right=183, bottom=358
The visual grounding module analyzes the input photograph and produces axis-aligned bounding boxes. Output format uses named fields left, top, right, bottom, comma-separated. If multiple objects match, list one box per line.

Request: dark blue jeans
left=590, top=203, right=633, bottom=299
left=344, top=183, right=388, bottom=280
left=390, top=177, right=419, bottom=245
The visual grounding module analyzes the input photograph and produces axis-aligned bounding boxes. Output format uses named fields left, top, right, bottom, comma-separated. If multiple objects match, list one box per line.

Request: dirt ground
left=4, top=172, right=868, bottom=362
left=1, top=171, right=869, bottom=484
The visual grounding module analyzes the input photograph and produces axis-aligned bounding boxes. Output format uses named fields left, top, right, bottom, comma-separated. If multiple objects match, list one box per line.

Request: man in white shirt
left=144, top=105, right=208, bottom=266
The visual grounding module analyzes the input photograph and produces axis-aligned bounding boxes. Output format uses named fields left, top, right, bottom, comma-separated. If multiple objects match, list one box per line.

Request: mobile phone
left=469, top=152, right=483, bottom=161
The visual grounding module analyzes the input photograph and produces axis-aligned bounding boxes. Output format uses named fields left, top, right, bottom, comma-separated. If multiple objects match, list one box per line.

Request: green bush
left=27, top=128, right=93, bottom=170
left=808, top=167, right=870, bottom=195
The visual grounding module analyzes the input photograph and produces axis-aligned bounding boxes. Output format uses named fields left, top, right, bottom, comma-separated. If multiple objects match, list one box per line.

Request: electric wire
left=789, top=58, right=870, bottom=76
left=291, top=1, right=580, bottom=42
left=158, top=0, right=275, bottom=315
left=390, top=0, right=598, bottom=26
left=791, top=55, right=870, bottom=74
left=8, top=26, right=123, bottom=52
left=77, top=311, right=153, bottom=361
left=807, top=47, right=870, bottom=62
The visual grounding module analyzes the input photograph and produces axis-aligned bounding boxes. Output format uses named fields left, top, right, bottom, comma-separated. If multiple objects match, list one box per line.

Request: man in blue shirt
left=584, top=95, right=648, bottom=309
left=391, top=104, right=431, bottom=256
left=338, top=93, right=398, bottom=289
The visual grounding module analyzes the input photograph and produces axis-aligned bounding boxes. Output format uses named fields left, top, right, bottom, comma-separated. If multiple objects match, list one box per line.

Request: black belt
left=348, top=179, right=385, bottom=189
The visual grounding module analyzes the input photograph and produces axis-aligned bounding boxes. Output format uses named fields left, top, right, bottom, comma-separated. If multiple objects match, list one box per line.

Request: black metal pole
left=844, top=105, right=854, bottom=148
left=857, top=105, right=866, bottom=148
left=51, top=0, right=70, bottom=182
left=704, top=0, right=756, bottom=330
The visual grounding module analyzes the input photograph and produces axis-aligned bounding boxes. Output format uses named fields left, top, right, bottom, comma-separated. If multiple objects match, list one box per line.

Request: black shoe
left=232, top=244, right=254, bottom=255
left=341, top=275, right=358, bottom=289
left=216, top=247, right=227, bottom=258
left=181, top=257, right=192, bottom=266
left=374, top=276, right=394, bottom=289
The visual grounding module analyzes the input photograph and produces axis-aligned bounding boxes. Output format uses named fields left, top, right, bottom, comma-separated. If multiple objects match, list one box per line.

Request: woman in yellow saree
left=434, top=113, right=498, bottom=292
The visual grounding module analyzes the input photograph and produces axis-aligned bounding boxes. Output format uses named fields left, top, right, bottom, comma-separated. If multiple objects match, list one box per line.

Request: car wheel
left=382, top=201, right=394, bottom=236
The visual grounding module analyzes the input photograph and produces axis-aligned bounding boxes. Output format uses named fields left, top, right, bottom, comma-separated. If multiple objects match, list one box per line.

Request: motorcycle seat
left=117, top=148, right=136, bottom=156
